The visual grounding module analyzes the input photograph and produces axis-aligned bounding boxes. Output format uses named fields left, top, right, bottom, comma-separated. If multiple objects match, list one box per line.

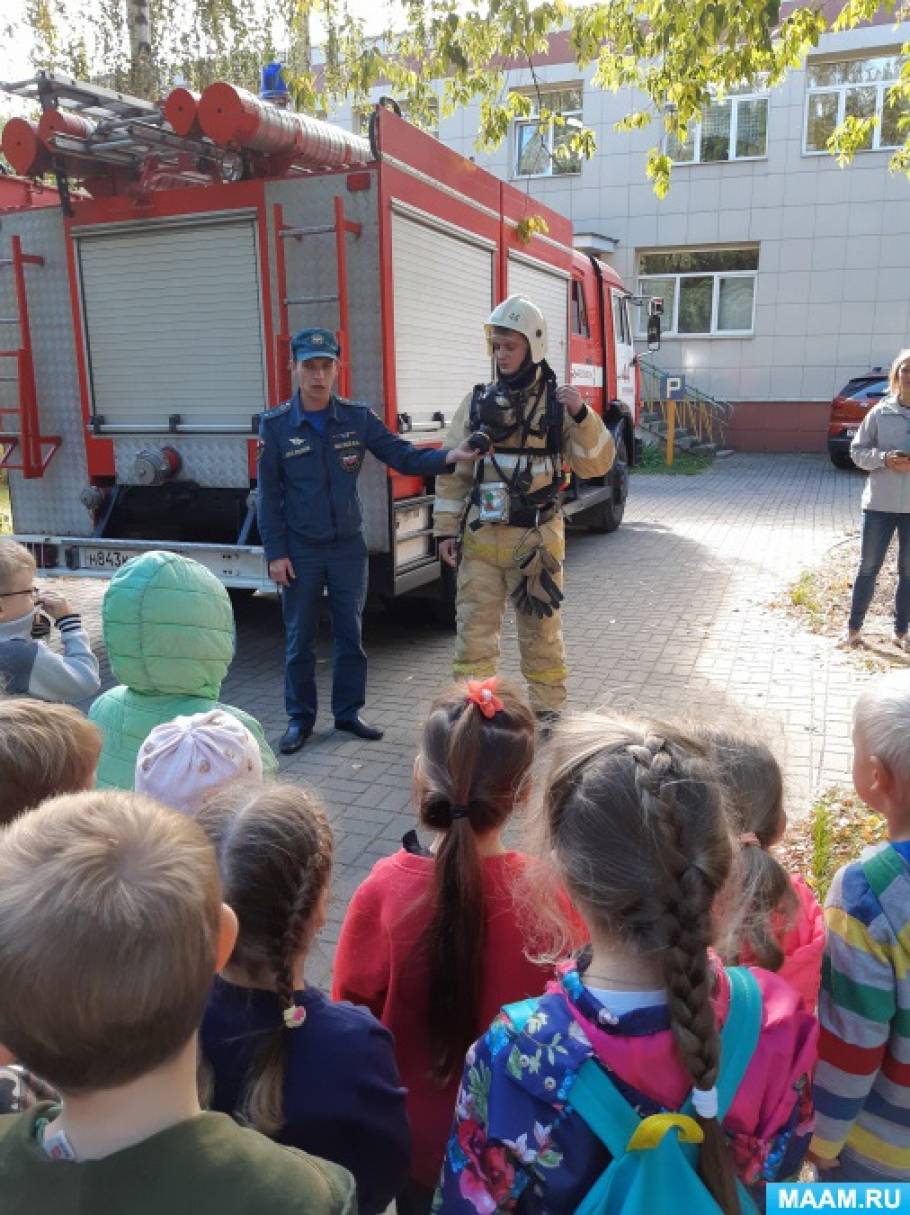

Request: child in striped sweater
left=811, top=670, right=910, bottom=1181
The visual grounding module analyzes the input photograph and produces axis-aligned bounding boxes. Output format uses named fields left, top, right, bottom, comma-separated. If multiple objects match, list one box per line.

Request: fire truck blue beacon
left=257, top=329, right=478, bottom=753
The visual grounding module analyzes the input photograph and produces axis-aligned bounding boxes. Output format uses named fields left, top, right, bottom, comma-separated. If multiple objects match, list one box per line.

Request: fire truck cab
left=0, top=71, right=644, bottom=598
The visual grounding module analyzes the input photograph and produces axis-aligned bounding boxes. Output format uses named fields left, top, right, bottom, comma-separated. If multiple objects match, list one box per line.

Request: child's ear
left=215, top=903, right=239, bottom=971
left=870, top=754, right=895, bottom=797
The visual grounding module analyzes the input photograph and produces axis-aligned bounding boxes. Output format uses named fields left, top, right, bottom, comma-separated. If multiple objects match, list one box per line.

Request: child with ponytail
left=435, top=714, right=818, bottom=1214
left=333, top=678, right=579, bottom=1214
left=197, top=784, right=410, bottom=1215
left=696, top=726, right=825, bottom=1011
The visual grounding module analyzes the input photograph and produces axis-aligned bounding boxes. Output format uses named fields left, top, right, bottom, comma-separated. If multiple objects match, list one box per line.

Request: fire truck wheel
left=577, top=432, right=628, bottom=534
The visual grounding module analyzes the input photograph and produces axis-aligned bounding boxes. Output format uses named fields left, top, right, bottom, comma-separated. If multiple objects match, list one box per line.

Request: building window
left=636, top=248, right=759, bottom=337
left=354, top=98, right=439, bottom=138
left=667, top=93, right=769, bottom=163
left=513, top=86, right=583, bottom=178
left=805, top=53, right=908, bottom=152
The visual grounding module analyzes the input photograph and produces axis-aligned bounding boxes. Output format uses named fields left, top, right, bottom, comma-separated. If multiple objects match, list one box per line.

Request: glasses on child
left=0, top=586, right=39, bottom=599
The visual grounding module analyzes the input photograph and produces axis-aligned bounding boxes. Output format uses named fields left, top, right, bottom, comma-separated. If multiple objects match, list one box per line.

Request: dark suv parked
left=827, top=370, right=889, bottom=469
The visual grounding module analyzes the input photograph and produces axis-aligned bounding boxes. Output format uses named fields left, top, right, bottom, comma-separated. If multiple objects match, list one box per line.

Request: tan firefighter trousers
left=453, top=517, right=567, bottom=713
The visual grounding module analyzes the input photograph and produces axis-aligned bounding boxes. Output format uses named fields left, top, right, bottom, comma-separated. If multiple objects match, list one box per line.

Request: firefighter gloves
left=511, top=546, right=564, bottom=618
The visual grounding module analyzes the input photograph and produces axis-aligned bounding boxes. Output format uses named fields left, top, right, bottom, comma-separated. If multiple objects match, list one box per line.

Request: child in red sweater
left=332, top=678, right=580, bottom=1213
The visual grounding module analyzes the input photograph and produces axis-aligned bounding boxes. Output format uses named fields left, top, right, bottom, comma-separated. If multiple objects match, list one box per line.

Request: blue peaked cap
left=291, top=328, right=341, bottom=362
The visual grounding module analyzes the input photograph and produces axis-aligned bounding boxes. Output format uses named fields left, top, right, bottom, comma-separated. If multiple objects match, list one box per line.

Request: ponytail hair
left=415, top=679, right=535, bottom=1084
left=532, top=714, right=742, bottom=1214
left=692, top=725, right=797, bottom=972
left=196, top=783, right=333, bottom=1134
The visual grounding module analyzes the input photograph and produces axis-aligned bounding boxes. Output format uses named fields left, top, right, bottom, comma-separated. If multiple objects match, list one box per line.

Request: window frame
left=668, top=91, right=770, bottom=165
left=803, top=53, right=907, bottom=155
left=512, top=85, right=584, bottom=180
left=636, top=252, right=758, bottom=338
left=571, top=279, right=590, bottom=338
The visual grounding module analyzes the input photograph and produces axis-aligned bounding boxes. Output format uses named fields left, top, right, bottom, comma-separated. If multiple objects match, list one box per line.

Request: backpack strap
left=709, top=966, right=763, bottom=1121
left=861, top=844, right=907, bottom=900
left=860, top=845, right=908, bottom=940
left=569, top=1056, right=642, bottom=1160
left=569, top=966, right=763, bottom=1156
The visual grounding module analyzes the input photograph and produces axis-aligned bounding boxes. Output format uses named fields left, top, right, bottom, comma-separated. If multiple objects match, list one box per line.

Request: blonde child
left=135, top=709, right=264, bottom=815
left=0, top=698, right=101, bottom=828
left=333, top=677, right=583, bottom=1213
left=197, top=783, right=410, bottom=1215
left=811, top=670, right=910, bottom=1180
left=0, top=791, right=355, bottom=1213
left=0, top=539, right=100, bottom=702
left=436, top=714, right=818, bottom=1213
left=0, top=699, right=101, bottom=1108
left=696, top=726, right=825, bottom=1010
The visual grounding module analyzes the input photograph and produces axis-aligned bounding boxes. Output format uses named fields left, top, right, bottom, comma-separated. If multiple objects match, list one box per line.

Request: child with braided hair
left=197, top=783, right=410, bottom=1215
left=333, top=678, right=583, bottom=1215
left=694, top=726, right=824, bottom=1011
left=435, top=713, right=818, bottom=1214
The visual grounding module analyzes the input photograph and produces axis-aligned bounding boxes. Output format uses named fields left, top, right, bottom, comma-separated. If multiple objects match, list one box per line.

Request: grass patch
left=632, top=443, right=713, bottom=477
left=789, top=570, right=823, bottom=631
left=778, top=786, right=886, bottom=903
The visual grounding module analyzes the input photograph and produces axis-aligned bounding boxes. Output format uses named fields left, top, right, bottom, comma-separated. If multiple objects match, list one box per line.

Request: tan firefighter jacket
left=433, top=375, right=615, bottom=538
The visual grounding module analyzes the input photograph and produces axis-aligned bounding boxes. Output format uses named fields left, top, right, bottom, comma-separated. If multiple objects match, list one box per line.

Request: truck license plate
left=80, top=547, right=133, bottom=571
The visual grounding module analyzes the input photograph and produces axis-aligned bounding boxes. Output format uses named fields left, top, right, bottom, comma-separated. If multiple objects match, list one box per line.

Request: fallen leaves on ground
left=774, top=530, right=910, bottom=673
left=776, top=785, right=886, bottom=903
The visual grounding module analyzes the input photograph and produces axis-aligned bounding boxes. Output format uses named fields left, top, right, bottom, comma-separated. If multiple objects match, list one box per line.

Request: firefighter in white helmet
left=435, top=294, right=615, bottom=717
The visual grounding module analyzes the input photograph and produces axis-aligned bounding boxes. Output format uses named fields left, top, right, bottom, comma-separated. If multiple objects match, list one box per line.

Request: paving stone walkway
left=45, top=453, right=868, bottom=985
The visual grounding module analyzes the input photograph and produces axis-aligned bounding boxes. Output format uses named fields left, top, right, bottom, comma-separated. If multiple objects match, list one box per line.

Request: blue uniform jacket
left=257, top=392, right=450, bottom=559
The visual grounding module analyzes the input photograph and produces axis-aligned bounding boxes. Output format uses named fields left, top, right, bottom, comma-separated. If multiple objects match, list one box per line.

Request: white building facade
left=334, top=20, right=910, bottom=446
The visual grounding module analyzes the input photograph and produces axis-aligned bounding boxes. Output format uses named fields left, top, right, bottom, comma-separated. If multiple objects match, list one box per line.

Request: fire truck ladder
left=1, top=71, right=232, bottom=211
left=273, top=196, right=362, bottom=400
left=0, top=236, right=61, bottom=479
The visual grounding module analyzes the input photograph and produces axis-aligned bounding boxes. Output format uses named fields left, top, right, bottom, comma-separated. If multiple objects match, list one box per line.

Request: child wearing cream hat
left=135, top=709, right=264, bottom=815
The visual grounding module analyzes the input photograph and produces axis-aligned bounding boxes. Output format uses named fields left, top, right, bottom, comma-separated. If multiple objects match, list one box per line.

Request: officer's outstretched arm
left=562, top=402, right=615, bottom=479
left=433, top=394, right=474, bottom=538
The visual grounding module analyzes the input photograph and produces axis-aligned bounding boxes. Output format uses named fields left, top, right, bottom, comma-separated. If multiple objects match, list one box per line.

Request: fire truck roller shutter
left=506, top=255, right=570, bottom=382
left=75, top=217, right=268, bottom=430
left=391, top=207, right=494, bottom=429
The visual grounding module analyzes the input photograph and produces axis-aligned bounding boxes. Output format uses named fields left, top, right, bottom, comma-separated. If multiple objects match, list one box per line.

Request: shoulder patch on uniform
left=260, top=400, right=292, bottom=421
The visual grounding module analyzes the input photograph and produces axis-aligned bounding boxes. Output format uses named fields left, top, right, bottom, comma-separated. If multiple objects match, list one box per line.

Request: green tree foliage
left=5, top=0, right=910, bottom=190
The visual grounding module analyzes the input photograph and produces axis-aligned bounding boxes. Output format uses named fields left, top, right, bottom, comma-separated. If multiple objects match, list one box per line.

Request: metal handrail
left=636, top=354, right=734, bottom=450
left=637, top=354, right=734, bottom=415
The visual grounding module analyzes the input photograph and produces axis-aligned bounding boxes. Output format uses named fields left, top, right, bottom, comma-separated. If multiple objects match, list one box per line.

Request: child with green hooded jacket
left=89, top=551, right=276, bottom=789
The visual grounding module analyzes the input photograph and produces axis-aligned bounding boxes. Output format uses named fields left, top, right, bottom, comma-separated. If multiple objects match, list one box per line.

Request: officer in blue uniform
left=258, top=328, right=479, bottom=753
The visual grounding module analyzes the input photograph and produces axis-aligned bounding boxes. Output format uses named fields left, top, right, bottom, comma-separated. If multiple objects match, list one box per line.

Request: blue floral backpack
left=566, top=966, right=762, bottom=1215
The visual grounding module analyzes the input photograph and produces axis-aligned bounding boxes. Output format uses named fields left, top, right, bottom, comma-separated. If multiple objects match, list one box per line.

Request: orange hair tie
left=465, top=678, right=504, bottom=719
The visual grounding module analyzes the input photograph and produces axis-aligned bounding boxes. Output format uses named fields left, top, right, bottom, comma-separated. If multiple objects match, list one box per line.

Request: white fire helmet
left=485, top=295, right=547, bottom=364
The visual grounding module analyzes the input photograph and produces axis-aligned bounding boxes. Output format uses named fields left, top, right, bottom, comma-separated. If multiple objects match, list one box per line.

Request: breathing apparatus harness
left=466, top=358, right=565, bottom=532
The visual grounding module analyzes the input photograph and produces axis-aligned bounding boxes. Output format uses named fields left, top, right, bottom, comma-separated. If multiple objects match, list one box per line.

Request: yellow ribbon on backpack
left=626, top=1113, right=704, bottom=1152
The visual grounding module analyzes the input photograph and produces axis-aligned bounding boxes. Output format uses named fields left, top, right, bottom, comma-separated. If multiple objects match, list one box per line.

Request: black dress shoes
left=334, top=716, right=384, bottom=741
left=279, top=722, right=313, bottom=754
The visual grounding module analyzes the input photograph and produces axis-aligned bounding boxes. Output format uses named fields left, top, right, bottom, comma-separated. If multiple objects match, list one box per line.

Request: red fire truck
left=0, top=71, right=647, bottom=600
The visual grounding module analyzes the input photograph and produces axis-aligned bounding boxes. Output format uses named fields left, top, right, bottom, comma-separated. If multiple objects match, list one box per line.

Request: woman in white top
left=846, top=348, right=910, bottom=647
